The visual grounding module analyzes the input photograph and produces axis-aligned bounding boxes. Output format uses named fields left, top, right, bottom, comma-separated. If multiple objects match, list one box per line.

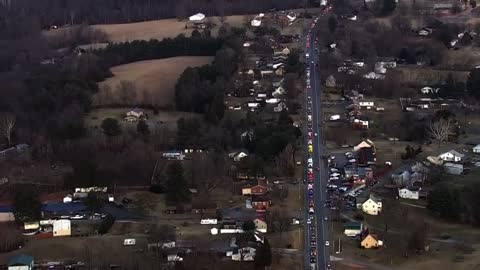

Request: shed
left=473, top=144, right=480, bottom=153
left=325, top=75, right=336, bottom=88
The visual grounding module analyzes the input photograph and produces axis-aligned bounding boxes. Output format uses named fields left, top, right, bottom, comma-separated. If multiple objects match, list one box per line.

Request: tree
left=116, top=80, right=137, bottom=105
left=0, top=113, right=15, bottom=146
left=382, top=0, right=397, bottom=14
left=284, top=73, right=297, bottom=99
left=137, top=119, right=150, bottom=136
left=101, top=118, right=122, bottom=137
left=267, top=209, right=291, bottom=240
left=427, top=183, right=461, bottom=221
left=328, top=16, right=338, bottom=33
left=427, top=117, right=454, bottom=146
left=165, top=162, right=190, bottom=204
left=85, top=192, right=103, bottom=215
left=242, top=220, right=256, bottom=231
left=467, top=68, right=480, bottom=100
left=13, top=185, right=41, bottom=222
left=254, top=238, right=272, bottom=269
left=191, top=29, right=201, bottom=38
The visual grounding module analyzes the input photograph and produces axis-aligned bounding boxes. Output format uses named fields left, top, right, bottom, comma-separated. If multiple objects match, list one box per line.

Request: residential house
left=344, top=222, right=363, bottom=237
left=438, top=150, right=464, bottom=162
left=392, top=170, right=411, bottom=186
left=357, top=147, right=376, bottom=166
left=273, top=102, right=288, bottom=112
left=250, top=183, right=268, bottom=195
left=361, top=234, right=383, bottom=249
left=254, top=218, right=267, bottom=233
left=274, top=66, right=286, bottom=76
left=191, top=199, right=217, bottom=217
left=231, top=246, right=256, bottom=261
left=325, top=75, right=336, bottom=88
left=444, top=162, right=463, bottom=175
left=352, top=116, right=369, bottom=130
left=398, top=186, right=421, bottom=200
left=124, top=108, right=146, bottom=122
left=228, top=151, right=248, bottom=162
left=0, top=205, right=14, bottom=222
left=421, top=86, right=439, bottom=94
left=353, top=140, right=375, bottom=152
left=63, top=194, right=73, bottom=203
left=241, top=130, right=254, bottom=142
left=217, top=208, right=256, bottom=222
left=363, top=72, right=385, bottom=80
left=251, top=195, right=271, bottom=211
left=260, top=70, right=273, bottom=78
left=242, top=186, right=252, bottom=196
left=7, top=254, right=34, bottom=270
left=272, top=78, right=284, bottom=88
left=272, top=86, right=286, bottom=97
left=473, top=144, right=480, bottom=153
left=358, top=101, right=374, bottom=109
left=53, top=219, right=71, bottom=237
left=362, top=195, right=382, bottom=215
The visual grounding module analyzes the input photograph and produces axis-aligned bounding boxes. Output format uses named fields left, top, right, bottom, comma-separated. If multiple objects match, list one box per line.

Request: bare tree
left=428, top=117, right=454, bottom=146
left=0, top=113, right=15, bottom=146
left=116, top=80, right=137, bottom=106
left=267, top=209, right=291, bottom=240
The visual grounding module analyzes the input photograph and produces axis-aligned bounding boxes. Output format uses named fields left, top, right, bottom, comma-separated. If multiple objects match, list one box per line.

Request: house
left=251, top=195, right=271, bottom=211
left=421, top=86, right=439, bottom=94
left=473, top=144, right=480, bottom=153
left=191, top=199, right=217, bottom=217
left=361, top=234, right=383, bottom=249
left=344, top=222, right=363, bottom=237
left=53, top=219, right=71, bottom=237
left=438, top=150, right=464, bottom=162
left=250, top=184, right=268, bottom=195
left=254, top=218, right=267, bottom=233
left=272, top=78, right=284, bottom=88
left=63, top=194, right=73, bottom=203
left=0, top=205, right=15, bottom=222
left=444, top=162, right=463, bottom=175
left=362, top=195, right=382, bottom=215
left=363, top=72, right=385, bottom=80
left=124, top=108, right=146, bottom=122
left=272, top=86, right=286, bottom=97
left=391, top=170, right=411, bottom=187
left=325, top=75, right=336, bottom=88
left=273, top=102, right=287, bottom=112
left=242, top=187, right=252, bottom=196
left=353, top=140, right=375, bottom=152
left=358, top=101, right=374, bottom=109
left=260, top=70, right=273, bottom=78
left=229, top=151, right=248, bottom=162
left=398, top=186, right=421, bottom=200
left=353, top=117, right=369, bottom=129
left=274, top=66, right=286, bottom=76
left=7, top=255, right=34, bottom=270
left=231, top=247, right=256, bottom=261
left=357, top=147, right=376, bottom=166
left=217, top=208, right=256, bottom=222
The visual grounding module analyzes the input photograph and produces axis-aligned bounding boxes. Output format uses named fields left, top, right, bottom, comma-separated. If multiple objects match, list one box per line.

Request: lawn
left=95, top=56, right=214, bottom=108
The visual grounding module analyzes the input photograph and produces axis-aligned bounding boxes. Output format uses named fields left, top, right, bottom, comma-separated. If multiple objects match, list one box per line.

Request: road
left=303, top=18, right=331, bottom=270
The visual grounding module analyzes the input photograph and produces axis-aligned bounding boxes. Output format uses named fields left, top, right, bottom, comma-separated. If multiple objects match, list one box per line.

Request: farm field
left=96, top=56, right=213, bottom=108
left=92, top=15, right=246, bottom=43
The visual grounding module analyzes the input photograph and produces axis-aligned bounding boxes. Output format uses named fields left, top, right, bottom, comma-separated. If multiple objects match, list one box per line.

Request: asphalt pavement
left=303, top=18, right=331, bottom=270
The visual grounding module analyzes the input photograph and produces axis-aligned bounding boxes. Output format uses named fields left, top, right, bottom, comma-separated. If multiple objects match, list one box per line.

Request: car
left=308, top=189, right=314, bottom=197
left=310, top=256, right=316, bottom=262
left=311, top=240, right=316, bottom=247
left=310, top=263, right=316, bottom=270
left=307, top=218, right=311, bottom=224
left=308, top=162, right=313, bottom=168
left=324, top=216, right=328, bottom=221
left=330, top=168, right=339, bottom=172
left=325, top=240, right=330, bottom=246
left=308, top=158, right=313, bottom=163
left=308, top=139, right=313, bottom=145
left=308, top=145, right=313, bottom=153
left=308, top=173, right=314, bottom=180
left=314, top=132, right=318, bottom=136
left=309, top=200, right=314, bottom=207
left=309, top=207, right=315, bottom=213
left=308, top=184, right=314, bottom=189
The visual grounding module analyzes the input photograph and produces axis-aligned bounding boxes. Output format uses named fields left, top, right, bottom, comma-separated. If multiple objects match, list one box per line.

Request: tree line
left=0, top=0, right=303, bottom=28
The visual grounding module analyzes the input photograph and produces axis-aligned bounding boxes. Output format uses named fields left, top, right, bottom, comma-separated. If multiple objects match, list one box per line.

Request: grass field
left=92, top=15, right=246, bottom=43
left=95, top=56, right=213, bottom=108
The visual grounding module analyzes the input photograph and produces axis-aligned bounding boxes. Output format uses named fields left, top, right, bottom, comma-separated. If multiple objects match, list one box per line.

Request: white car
left=314, top=133, right=318, bottom=137
left=309, top=207, right=315, bottom=213
left=330, top=173, right=340, bottom=177
left=307, top=218, right=312, bottom=224
left=308, top=158, right=313, bottom=163
left=308, top=139, right=313, bottom=145
left=308, top=115, right=312, bottom=121
left=325, top=241, right=330, bottom=246
left=308, top=168, right=313, bottom=173
left=324, top=216, right=328, bottom=221
left=330, top=168, right=339, bottom=172
left=308, top=184, right=314, bottom=189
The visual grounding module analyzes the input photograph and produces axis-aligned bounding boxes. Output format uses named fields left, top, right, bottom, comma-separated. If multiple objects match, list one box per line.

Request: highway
left=303, top=17, right=331, bottom=270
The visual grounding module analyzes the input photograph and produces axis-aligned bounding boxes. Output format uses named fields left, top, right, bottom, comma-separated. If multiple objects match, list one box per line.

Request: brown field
left=95, top=56, right=213, bottom=107
left=92, top=15, right=246, bottom=43
left=396, top=66, right=470, bottom=85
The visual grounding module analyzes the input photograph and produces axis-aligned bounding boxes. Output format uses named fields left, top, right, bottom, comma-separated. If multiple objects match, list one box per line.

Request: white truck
left=330, top=114, right=340, bottom=121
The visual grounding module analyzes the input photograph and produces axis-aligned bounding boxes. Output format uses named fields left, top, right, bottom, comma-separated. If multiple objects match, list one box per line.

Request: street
left=303, top=17, right=331, bottom=270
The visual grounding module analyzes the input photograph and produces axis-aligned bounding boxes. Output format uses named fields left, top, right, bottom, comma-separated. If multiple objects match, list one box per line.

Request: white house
left=344, top=222, right=363, bottom=237
left=438, top=150, right=464, bottom=162
left=473, top=144, right=480, bottom=153
left=358, top=101, right=374, bottom=109
left=398, top=187, right=420, bottom=200
left=272, top=86, right=286, bottom=97
left=53, top=219, right=71, bottom=237
left=229, top=151, right=248, bottom=162
left=444, top=162, right=463, bottom=175
left=254, top=219, right=267, bottom=233
left=124, top=108, right=146, bottom=122
left=362, top=195, right=382, bottom=216
left=421, top=86, right=439, bottom=94
left=231, top=247, right=256, bottom=261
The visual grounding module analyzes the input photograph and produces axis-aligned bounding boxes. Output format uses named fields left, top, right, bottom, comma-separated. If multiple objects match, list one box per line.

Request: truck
left=329, top=114, right=340, bottom=121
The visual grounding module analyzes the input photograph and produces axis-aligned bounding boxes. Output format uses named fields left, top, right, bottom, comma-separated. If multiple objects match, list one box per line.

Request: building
left=242, top=187, right=252, bottom=196
left=357, top=147, right=376, bottom=166
left=124, top=108, right=146, bottom=122
left=325, top=75, right=336, bottom=88
left=7, top=254, right=34, bottom=270
left=444, top=162, right=463, bottom=175
left=250, top=184, right=268, bottom=195
left=254, top=218, right=267, bottom=233
left=353, top=140, right=375, bottom=152
left=353, top=117, right=369, bottom=130
left=438, top=150, right=464, bottom=162
left=398, top=186, right=421, bottom=200
left=251, top=196, right=271, bottom=211
left=63, top=194, right=73, bottom=203
left=228, top=151, right=248, bottom=162
left=162, top=151, right=185, bottom=160
left=231, top=247, right=256, bottom=261
left=358, top=101, right=375, bottom=109
left=473, top=144, right=480, bottom=153
left=53, top=219, right=71, bottom=237
left=0, top=205, right=15, bottom=222
left=191, top=199, right=217, bottom=216
left=362, top=195, right=382, bottom=216
left=361, top=234, right=383, bottom=249
left=392, top=170, right=411, bottom=186
left=343, top=222, right=363, bottom=237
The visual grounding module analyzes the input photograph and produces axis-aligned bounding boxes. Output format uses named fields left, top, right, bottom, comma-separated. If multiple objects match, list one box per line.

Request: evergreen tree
left=254, top=238, right=272, bottom=269
left=467, top=68, right=480, bottom=100
left=13, top=185, right=42, bottom=222
left=382, top=0, right=397, bottom=15
left=137, top=119, right=150, bottom=136
left=165, top=162, right=190, bottom=204
left=328, top=16, right=338, bottom=33
left=101, top=118, right=121, bottom=137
